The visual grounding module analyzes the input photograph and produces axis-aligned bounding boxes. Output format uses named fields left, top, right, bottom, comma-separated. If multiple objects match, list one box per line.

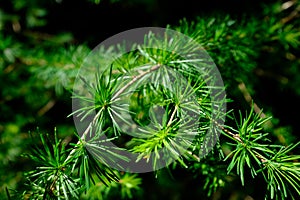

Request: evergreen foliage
left=1, top=0, right=300, bottom=199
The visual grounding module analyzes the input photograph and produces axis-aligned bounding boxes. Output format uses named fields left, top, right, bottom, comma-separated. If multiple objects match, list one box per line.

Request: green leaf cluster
left=1, top=0, right=300, bottom=199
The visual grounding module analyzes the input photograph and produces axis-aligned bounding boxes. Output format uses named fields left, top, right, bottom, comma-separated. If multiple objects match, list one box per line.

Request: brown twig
left=238, top=82, right=266, bottom=118
left=38, top=100, right=56, bottom=116
left=167, top=105, right=178, bottom=127
left=111, top=64, right=161, bottom=101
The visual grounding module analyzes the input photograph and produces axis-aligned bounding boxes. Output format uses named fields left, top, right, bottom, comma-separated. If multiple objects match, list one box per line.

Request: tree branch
left=65, top=64, right=162, bottom=163
left=111, top=64, right=161, bottom=101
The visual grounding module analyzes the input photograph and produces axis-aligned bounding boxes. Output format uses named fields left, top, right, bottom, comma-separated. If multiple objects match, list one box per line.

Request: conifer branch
left=111, top=64, right=161, bottom=101
left=66, top=64, right=162, bottom=163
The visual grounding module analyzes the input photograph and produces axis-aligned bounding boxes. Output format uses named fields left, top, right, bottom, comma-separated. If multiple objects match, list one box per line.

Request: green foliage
left=80, top=173, right=142, bottom=199
left=1, top=0, right=300, bottom=199
left=24, top=129, right=80, bottom=199
left=68, top=29, right=226, bottom=174
left=172, top=11, right=300, bottom=95
left=262, top=142, right=300, bottom=200
left=191, top=152, right=228, bottom=197
left=223, top=108, right=300, bottom=199
left=19, top=129, right=137, bottom=199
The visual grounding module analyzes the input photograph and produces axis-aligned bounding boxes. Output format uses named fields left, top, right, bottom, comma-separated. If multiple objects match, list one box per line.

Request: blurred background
left=0, top=0, right=299, bottom=199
